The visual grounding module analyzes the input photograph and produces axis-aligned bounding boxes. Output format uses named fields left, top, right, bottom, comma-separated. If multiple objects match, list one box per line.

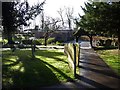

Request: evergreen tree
left=75, top=1, right=120, bottom=49
left=2, top=1, right=45, bottom=44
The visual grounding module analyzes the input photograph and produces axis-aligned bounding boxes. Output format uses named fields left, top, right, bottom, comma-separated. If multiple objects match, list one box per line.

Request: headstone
left=105, top=39, right=112, bottom=46
left=64, top=43, right=80, bottom=77
left=99, top=39, right=105, bottom=46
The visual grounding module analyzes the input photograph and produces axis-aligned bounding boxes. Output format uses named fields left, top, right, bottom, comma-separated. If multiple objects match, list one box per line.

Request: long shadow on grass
left=3, top=59, right=20, bottom=67
left=36, top=58, right=72, bottom=81
left=2, top=50, right=60, bottom=89
left=3, top=50, right=72, bottom=89
left=35, top=50, right=68, bottom=64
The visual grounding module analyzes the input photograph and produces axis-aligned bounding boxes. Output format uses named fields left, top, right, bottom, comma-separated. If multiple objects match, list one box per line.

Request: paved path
left=79, top=41, right=120, bottom=89
left=43, top=41, right=120, bottom=89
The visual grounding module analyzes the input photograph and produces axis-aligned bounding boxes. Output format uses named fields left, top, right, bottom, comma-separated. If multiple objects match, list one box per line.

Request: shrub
left=1, top=39, right=8, bottom=45
left=56, top=41, right=61, bottom=45
left=34, top=38, right=55, bottom=45
left=55, top=41, right=64, bottom=46
left=47, top=38, right=55, bottom=44
left=34, top=39, right=43, bottom=45
left=22, top=40, right=32, bottom=45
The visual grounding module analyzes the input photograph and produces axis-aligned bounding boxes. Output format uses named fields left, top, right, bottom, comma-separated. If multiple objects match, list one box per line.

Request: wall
left=32, top=29, right=75, bottom=42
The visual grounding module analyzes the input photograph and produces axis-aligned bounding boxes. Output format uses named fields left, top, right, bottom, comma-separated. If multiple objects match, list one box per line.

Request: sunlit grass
left=2, top=49, right=74, bottom=89
left=97, top=49, right=120, bottom=75
left=35, top=50, right=74, bottom=82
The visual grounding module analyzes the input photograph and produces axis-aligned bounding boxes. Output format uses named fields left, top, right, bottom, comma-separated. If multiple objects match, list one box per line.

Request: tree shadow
left=79, top=48, right=120, bottom=79
left=2, top=50, right=15, bottom=57
left=79, top=60, right=107, bottom=68
left=76, top=74, right=113, bottom=89
left=2, top=49, right=73, bottom=89
left=2, top=50, right=60, bottom=89
left=37, top=58, right=73, bottom=81
left=3, top=59, right=20, bottom=67
left=93, top=46, right=118, bottom=50
left=78, top=65, right=120, bottom=79
left=35, top=50, right=68, bottom=64
left=78, top=48, right=120, bottom=89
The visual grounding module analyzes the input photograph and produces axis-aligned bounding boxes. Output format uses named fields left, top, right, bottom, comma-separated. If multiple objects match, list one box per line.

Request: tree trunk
left=7, top=33, right=13, bottom=44
left=7, top=33, right=15, bottom=51
left=44, top=36, right=48, bottom=46
left=118, top=30, right=120, bottom=50
left=118, top=37, right=120, bottom=50
left=88, top=35, right=93, bottom=48
left=31, top=40, right=35, bottom=58
left=44, top=31, right=49, bottom=46
left=76, top=36, right=79, bottom=43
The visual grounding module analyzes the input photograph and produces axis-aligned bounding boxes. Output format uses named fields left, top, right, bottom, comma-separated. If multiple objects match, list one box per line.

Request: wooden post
left=31, top=40, right=35, bottom=58
left=78, top=44, right=80, bottom=67
left=73, top=44, right=76, bottom=78
left=33, top=40, right=35, bottom=52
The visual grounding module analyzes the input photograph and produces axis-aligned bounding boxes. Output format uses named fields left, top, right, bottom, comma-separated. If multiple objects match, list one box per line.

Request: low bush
left=35, top=38, right=55, bottom=45
left=55, top=41, right=64, bottom=46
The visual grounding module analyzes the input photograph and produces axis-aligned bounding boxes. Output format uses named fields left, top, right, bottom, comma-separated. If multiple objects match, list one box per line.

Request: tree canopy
left=2, top=1, right=45, bottom=44
left=75, top=1, right=120, bottom=49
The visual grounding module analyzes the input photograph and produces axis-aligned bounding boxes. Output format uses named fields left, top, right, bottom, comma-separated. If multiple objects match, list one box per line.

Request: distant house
left=22, top=29, right=75, bottom=42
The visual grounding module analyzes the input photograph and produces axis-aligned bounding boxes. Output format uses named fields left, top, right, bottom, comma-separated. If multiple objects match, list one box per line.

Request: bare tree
left=57, top=8, right=65, bottom=28
left=65, top=7, right=74, bottom=30
left=58, top=7, right=74, bottom=30
left=41, top=11, right=44, bottom=30
left=43, top=16, right=61, bottom=46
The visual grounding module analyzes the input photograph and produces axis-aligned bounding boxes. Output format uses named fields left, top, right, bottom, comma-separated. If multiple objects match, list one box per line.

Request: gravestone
left=105, top=39, right=112, bottom=47
left=99, top=39, right=105, bottom=46
left=64, top=43, right=80, bottom=77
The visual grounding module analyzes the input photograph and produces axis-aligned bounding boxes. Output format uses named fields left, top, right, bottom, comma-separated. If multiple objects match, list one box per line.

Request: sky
left=28, top=0, right=88, bottom=17
left=21, top=0, right=88, bottom=29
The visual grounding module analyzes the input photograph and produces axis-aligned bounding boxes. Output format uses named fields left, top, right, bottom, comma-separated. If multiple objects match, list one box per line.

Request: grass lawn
left=96, top=49, right=120, bottom=75
left=2, top=49, right=74, bottom=89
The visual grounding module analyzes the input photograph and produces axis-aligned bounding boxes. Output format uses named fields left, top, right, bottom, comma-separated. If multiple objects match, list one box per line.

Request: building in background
left=21, top=29, right=75, bottom=42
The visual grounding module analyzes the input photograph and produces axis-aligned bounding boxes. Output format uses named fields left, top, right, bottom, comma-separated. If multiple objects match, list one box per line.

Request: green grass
left=2, top=49, right=74, bottom=89
left=97, top=49, right=120, bottom=75
left=0, top=39, right=8, bottom=44
left=35, top=38, right=55, bottom=45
